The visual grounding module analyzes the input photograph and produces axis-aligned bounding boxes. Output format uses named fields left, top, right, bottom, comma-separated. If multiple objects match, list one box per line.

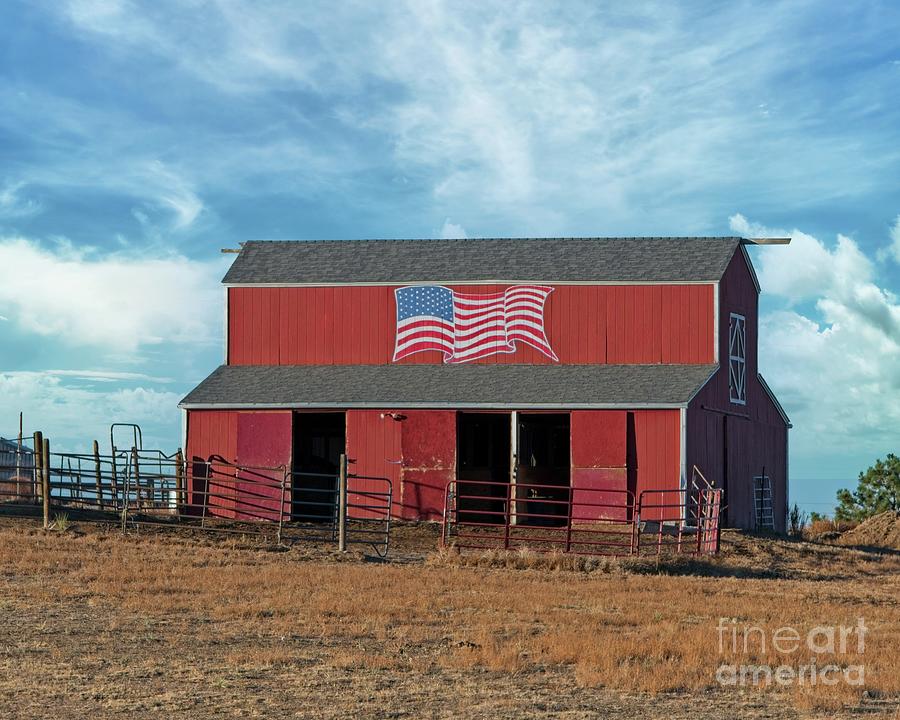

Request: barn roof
left=222, top=237, right=743, bottom=285
left=179, top=364, right=717, bottom=409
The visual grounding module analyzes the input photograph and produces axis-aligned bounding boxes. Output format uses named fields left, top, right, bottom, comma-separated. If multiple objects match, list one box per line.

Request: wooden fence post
left=93, top=440, right=102, bottom=509
left=15, top=412, right=22, bottom=500
left=109, top=445, right=119, bottom=507
left=276, top=466, right=288, bottom=545
left=33, top=431, right=43, bottom=504
left=175, top=448, right=184, bottom=510
left=338, top=453, right=347, bottom=552
left=41, top=437, right=51, bottom=529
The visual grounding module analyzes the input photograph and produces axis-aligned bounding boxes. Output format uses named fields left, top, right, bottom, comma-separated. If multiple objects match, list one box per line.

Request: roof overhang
left=757, top=373, right=793, bottom=428
left=740, top=237, right=791, bottom=245
left=180, top=363, right=719, bottom=411
left=223, top=280, right=721, bottom=288
left=739, top=244, right=762, bottom=294
left=179, top=401, right=689, bottom=410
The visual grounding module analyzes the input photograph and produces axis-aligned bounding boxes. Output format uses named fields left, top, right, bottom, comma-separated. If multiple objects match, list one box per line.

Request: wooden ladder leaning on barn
left=753, top=473, right=775, bottom=530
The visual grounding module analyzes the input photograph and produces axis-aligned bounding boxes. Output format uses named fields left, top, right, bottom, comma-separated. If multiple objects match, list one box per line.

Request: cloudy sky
left=1, top=1, right=899, bottom=512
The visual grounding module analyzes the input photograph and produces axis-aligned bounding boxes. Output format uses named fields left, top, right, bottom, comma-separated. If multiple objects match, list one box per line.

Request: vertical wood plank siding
left=185, top=410, right=239, bottom=516
left=345, top=410, right=402, bottom=519
left=686, top=252, right=788, bottom=532
left=228, top=284, right=715, bottom=366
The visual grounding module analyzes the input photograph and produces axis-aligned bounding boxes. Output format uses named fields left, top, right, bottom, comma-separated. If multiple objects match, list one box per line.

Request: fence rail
left=0, top=432, right=392, bottom=556
left=442, top=478, right=722, bottom=557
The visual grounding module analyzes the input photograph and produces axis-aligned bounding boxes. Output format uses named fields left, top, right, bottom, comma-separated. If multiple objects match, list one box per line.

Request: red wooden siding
left=186, top=410, right=238, bottom=515
left=187, top=410, right=238, bottom=465
left=186, top=410, right=292, bottom=520
left=235, top=412, right=292, bottom=521
left=399, top=411, right=456, bottom=521
left=570, top=409, right=680, bottom=522
left=345, top=410, right=457, bottom=521
left=570, top=411, right=628, bottom=520
left=685, top=251, right=788, bottom=531
left=345, top=410, right=401, bottom=519
left=228, top=284, right=715, bottom=366
left=631, top=410, right=682, bottom=512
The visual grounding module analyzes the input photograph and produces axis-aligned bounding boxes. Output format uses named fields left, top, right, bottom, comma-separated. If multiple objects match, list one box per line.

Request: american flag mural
left=392, top=285, right=558, bottom=363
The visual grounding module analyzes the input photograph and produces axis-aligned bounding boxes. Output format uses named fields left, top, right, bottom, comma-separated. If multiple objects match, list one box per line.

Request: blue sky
left=1, top=1, right=899, bottom=513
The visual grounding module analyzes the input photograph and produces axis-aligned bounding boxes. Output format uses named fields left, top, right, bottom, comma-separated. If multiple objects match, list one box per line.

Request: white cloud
left=0, top=182, right=42, bottom=219
left=440, top=219, right=468, bottom=239
left=731, top=215, right=900, bottom=465
left=56, top=0, right=898, bottom=227
left=3, top=369, right=173, bottom=383
left=0, top=84, right=205, bottom=232
left=0, top=370, right=182, bottom=452
left=0, top=236, right=227, bottom=353
left=140, top=161, right=204, bottom=229
left=888, top=215, right=900, bottom=264
left=19, top=1, right=891, bottom=237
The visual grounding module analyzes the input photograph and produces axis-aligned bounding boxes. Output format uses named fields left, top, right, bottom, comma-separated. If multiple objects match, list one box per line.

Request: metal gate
left=442, top=477, right=723, bottom=557
left=1, top=428, right=393, bottom=556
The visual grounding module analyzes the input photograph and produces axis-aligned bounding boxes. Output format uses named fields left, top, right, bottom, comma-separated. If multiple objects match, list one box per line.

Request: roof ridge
left=223, top=237, right=743, bottom=284
left=242, top=236, right=744, bottom=243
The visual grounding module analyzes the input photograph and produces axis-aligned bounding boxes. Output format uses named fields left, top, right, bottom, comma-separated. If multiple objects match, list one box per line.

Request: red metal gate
left=441, top=480, right=723, bottom=557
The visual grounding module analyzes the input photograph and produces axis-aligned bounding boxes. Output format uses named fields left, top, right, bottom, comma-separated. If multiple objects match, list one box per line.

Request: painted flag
left=392, top=285, right=558, bottom=363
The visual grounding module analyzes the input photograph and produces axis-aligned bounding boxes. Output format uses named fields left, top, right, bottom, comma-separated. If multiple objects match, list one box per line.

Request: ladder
left=753, top=475, right=774, bottom=530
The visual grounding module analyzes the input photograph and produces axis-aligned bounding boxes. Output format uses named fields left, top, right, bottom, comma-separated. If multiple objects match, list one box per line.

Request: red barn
left=180, top=237, right=790, bottom=531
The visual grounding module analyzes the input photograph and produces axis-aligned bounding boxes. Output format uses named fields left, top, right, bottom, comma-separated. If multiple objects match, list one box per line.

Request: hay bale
left=837, top=511, right=900, bottom=550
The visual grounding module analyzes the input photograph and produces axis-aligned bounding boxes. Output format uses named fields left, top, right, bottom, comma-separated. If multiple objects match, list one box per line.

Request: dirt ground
left=0, top=514, right=898, bottom=719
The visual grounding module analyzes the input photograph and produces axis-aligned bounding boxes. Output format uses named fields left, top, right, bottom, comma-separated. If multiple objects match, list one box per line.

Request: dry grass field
left=0, top=516, right=898, bottom=719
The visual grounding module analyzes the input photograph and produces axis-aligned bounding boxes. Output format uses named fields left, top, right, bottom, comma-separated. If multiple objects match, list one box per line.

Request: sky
left=1, top=0, right=899, bottom=514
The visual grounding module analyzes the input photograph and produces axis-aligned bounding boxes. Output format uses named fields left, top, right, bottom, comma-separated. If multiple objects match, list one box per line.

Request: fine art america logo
left=715, top=617, right=867, bottom=687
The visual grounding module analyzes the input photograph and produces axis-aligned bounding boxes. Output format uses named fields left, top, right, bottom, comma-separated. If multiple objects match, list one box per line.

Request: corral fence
left=0, top=430, right=392, bottom=557
left=441, top=471, right=723, bottom=557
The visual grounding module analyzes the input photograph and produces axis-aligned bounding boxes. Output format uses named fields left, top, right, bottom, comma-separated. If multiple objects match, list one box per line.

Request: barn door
left=292, top=412, right=345, bottom=522
left=515, top=414, right=571, bottom=526
left=456, top=413, right=510, bottom=524
left=235, top=412, right=292, bottom=522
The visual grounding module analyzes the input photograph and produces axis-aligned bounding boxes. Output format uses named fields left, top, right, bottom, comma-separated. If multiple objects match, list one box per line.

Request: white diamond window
left=729, top=313, right=746, bottom=405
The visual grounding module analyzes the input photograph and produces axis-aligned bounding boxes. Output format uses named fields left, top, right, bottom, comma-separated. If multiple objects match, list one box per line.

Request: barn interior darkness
left=292, top=412, right=345, bottom=520
left=456, top=412, right=572, bottom=526
left=457, top=412, right=510, bottom=523
left=516, top=414, right=570, bottom=526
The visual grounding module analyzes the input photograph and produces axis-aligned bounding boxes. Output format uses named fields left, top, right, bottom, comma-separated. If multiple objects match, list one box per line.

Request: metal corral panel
left=227, top=284, right=715, bottom=366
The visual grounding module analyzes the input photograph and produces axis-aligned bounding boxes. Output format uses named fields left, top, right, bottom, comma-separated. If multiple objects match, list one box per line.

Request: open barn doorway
left=292, top=412, right=345, bottom=521
left=516, top=413, right=570, bottom=526
left=457, top=412, right=511, bottom=524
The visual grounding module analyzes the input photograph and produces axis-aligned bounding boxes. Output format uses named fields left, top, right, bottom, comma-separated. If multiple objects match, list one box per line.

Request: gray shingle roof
left=222, top=237, right=742, bottom=284
left=180, top=364, right=718, bottom=409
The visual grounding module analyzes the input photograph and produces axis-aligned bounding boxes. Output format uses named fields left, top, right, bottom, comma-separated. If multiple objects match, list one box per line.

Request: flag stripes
left=392, top=284, right=557, bottom=363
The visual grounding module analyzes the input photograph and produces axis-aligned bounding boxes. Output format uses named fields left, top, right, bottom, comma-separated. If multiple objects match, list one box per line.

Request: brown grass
left=804, top=517, right=858, bottom=540
left=0, top=518, right=898, bottom=719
